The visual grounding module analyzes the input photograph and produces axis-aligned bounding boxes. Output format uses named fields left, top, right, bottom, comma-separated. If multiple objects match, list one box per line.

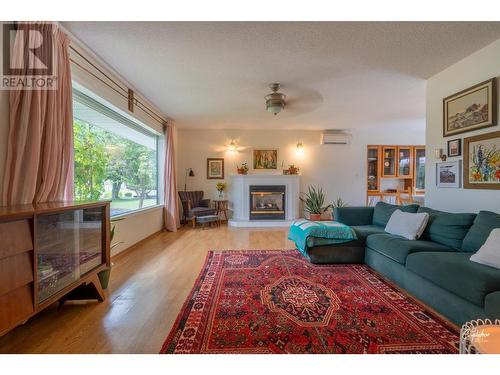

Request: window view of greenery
left=73, top=119, right=158, bottom=216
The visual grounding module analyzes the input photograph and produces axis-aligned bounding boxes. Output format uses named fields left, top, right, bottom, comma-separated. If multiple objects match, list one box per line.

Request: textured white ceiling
left=63, top=22, right=500, bottom=130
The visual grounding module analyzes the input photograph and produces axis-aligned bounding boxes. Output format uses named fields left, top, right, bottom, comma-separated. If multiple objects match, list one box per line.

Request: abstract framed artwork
left=253, top=149, right=278, bottom=169
left=443, top=78, right=497, bottom=137
left=207, top=158, right=224, bottom=179
left=463, top=131, right=500, bottom=190
left=447, top=139, right=462, bottom=157
left=436, top=160, right=461, bottom=188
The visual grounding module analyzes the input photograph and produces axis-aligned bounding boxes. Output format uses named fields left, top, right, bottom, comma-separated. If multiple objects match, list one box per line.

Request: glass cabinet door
left=367, top=147, right=380, bottom=191
left=37, top=210, right=79, bottom=302
left=414, top=147, right=426, bottom=191
left=79, top=207, right=104, bottom=275
left=397, top=147, right=413, bottom=177
left=382, top=147, right=397, bottom=177
left=36, top=207, right=104, bottom=303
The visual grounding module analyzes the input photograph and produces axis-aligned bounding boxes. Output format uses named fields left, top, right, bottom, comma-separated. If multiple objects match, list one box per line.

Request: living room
left=1, top=1, right=500, bottom=373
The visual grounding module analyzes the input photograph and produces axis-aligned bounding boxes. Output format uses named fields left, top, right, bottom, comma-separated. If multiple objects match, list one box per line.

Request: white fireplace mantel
left=228, top=174, right=301, bottom=227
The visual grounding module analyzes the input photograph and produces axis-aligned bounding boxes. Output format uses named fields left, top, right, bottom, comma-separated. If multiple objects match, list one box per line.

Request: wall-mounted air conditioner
left=321, top=131, right=352, bottom=145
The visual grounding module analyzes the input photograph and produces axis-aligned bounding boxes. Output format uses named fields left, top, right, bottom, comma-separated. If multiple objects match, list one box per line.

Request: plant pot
left=98, top=267, right=112, bottom=290
left=309, top=213, right=321, bottom=221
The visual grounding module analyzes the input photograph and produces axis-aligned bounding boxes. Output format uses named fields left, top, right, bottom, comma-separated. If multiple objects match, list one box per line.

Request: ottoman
left=196, top=214, right=220, bottom=229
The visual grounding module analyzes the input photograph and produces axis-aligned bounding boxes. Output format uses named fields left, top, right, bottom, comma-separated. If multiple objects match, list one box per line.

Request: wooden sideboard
left=0, top=201, right=110, bottom=336
left=367, top=145, right=426, bottom=205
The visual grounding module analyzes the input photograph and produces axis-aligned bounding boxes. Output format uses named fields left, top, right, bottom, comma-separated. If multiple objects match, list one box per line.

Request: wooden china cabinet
left=0, top=201, right=110, bottom=336
left=366, top=145, right=425, bottom=204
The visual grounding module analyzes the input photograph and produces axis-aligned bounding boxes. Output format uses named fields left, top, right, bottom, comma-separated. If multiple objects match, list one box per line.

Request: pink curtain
left=163, top=123, right=180, bottom=231
left=2, top=23, right=74, bottom=206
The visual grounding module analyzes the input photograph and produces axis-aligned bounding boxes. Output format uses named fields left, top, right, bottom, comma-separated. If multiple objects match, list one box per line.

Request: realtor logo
left=1, top=22, right=57, bottom=90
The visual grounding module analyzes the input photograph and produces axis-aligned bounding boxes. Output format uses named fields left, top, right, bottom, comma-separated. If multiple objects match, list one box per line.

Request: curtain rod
left=69, top=45, right=168, bottom=127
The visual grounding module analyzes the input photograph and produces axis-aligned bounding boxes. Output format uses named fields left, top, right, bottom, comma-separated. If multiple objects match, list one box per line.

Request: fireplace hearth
left=249, top=185, right=286, bottom=220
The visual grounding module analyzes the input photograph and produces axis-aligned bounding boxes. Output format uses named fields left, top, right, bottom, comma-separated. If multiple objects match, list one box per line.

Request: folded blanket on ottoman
left=288, top=219, right=357, bottom=256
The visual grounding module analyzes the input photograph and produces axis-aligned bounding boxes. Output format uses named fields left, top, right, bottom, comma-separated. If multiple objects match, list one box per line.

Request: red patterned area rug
left=160, top=250, right=459, bottom=354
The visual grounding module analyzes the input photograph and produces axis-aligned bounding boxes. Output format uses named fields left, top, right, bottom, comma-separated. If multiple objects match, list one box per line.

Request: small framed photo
left=207, top=158, right=224, bottom=179
left=447, top=139, right=462, bottom=157
left=436, top=160, right=461, bottom=188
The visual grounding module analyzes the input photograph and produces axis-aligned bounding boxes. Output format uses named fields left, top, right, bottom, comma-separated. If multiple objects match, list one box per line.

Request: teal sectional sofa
left=329, top=202, right=500, bottom=325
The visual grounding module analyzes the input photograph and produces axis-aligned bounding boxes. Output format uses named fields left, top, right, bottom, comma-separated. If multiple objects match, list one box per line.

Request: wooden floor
left=0, top=224, right=295, bottom=353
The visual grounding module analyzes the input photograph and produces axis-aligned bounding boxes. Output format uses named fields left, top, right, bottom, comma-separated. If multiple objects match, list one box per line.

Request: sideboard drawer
left=0, top=219, right=33, bottom=260
left=0, top=284, right=34, bottom=335
left=0, top=251, right=34, bottom=297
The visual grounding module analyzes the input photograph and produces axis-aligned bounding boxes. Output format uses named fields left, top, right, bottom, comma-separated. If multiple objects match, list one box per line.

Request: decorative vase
left=218, top=191, right=224, bottom=199
left=98, top=267, right=111, bottom=289
left=309, top=213, right=321, bottom=221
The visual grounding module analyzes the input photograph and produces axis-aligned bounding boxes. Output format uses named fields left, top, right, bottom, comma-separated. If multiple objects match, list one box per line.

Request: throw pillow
left=470, top=228, right=500, bottom=269
left=385, top=209, right=430, bottom=240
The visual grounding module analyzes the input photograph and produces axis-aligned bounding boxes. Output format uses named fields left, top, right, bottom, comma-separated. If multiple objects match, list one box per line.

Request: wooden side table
left=213, top=199, right=229, bottom=222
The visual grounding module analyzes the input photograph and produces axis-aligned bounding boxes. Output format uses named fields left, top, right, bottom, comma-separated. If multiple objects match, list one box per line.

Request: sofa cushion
left=366, top=233, right=454, bottom=265
left=191, top=207, right=216, bottom=217
left=372, top=202, right=419, bottom=227
left=462, top=211, right=500, bottom=253
left=384, top=209, right=430, bottom=240
left=351, top=225, right=386, bottom=243
left=406, top=252, right=500, bottom=307
left=417, top=207, right=476, bottom=250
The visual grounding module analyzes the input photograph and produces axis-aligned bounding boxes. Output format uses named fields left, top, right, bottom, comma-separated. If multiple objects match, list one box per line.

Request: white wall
left=177, top=127, right=424, bottom=213
left=426, top=38, right=500, bottom=213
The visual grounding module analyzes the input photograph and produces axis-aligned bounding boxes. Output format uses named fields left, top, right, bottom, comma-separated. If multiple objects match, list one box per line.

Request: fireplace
left=249, top=185, right=286, bottom=220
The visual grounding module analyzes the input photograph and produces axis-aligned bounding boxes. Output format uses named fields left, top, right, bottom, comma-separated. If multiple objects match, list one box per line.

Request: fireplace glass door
left=249, top=185, right=286, bottom=220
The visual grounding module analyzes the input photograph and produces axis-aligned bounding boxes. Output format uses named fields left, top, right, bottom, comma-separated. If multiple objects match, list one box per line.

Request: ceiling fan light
left=265, top=83, right=286, bottom=115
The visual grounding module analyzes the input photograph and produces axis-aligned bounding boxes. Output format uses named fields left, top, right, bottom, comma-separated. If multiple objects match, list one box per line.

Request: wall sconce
left=434, top=148, right=447, bottom=161
left=184, top=168, right=194, bottom=191
left=296, top=141, right=304, bottom=155
left=228, top=140, right=237, bottom=152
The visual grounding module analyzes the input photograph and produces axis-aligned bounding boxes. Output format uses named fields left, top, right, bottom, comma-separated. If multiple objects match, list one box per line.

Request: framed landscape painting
left=253, top=149, right=278, bottom=169
left=443, top=78, right=497, bottom=137
left=436, top=160, right=461, bottom=188
left=207, top=158, right=224, bottom=179
left=463, top=131, right=500, bottom=190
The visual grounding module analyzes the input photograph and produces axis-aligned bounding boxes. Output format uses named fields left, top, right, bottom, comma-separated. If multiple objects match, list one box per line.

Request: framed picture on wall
left=443, top=78, right=497, bottom=137
left=463, top=131, right=500, bottom=190
left=207, top=158, right=224, bottom=179
left=447, top=139, right=462, bottom=157
left=436, top=160, right=461, bottom=188
left=253, top=149, right=278, bottom=169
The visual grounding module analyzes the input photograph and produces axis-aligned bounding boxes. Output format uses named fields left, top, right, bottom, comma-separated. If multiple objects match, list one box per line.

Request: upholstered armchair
left=178, top=191, right=216, bottom=224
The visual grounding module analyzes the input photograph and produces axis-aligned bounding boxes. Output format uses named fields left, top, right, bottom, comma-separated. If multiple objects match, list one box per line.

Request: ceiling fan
left=265, top=82, right=323, bottom=116
left=265, top=83, right=286, bottom=115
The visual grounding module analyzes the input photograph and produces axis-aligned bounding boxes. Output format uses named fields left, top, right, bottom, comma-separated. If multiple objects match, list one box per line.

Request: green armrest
left=334, top=207, right=374, bottom=226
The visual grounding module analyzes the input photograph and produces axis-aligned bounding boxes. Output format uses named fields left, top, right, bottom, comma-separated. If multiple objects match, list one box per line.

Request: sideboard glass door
left=79, top=207, right=104, bottom=275
left=37, top=210, right=80, bottom=302
left=36, top=207, right=104, bottom=303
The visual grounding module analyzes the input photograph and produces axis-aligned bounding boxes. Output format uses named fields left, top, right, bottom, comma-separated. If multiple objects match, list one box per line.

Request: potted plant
left=300, top=185, right=332, bottom=221
left=216, top=182, right=226, bottom=199
left=98, top=217, right=124, bottom=290
left=288, top=164, right=299, bottom=175
left=237, top=162, right=249, bottom=175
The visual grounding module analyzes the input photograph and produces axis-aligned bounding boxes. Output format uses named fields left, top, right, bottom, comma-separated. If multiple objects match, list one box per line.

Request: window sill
left=111, top=204, right=163, bottom=220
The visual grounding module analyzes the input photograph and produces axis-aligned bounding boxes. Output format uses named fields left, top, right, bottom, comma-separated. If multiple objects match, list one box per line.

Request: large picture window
left=72, top=88, right=159, bottom=216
